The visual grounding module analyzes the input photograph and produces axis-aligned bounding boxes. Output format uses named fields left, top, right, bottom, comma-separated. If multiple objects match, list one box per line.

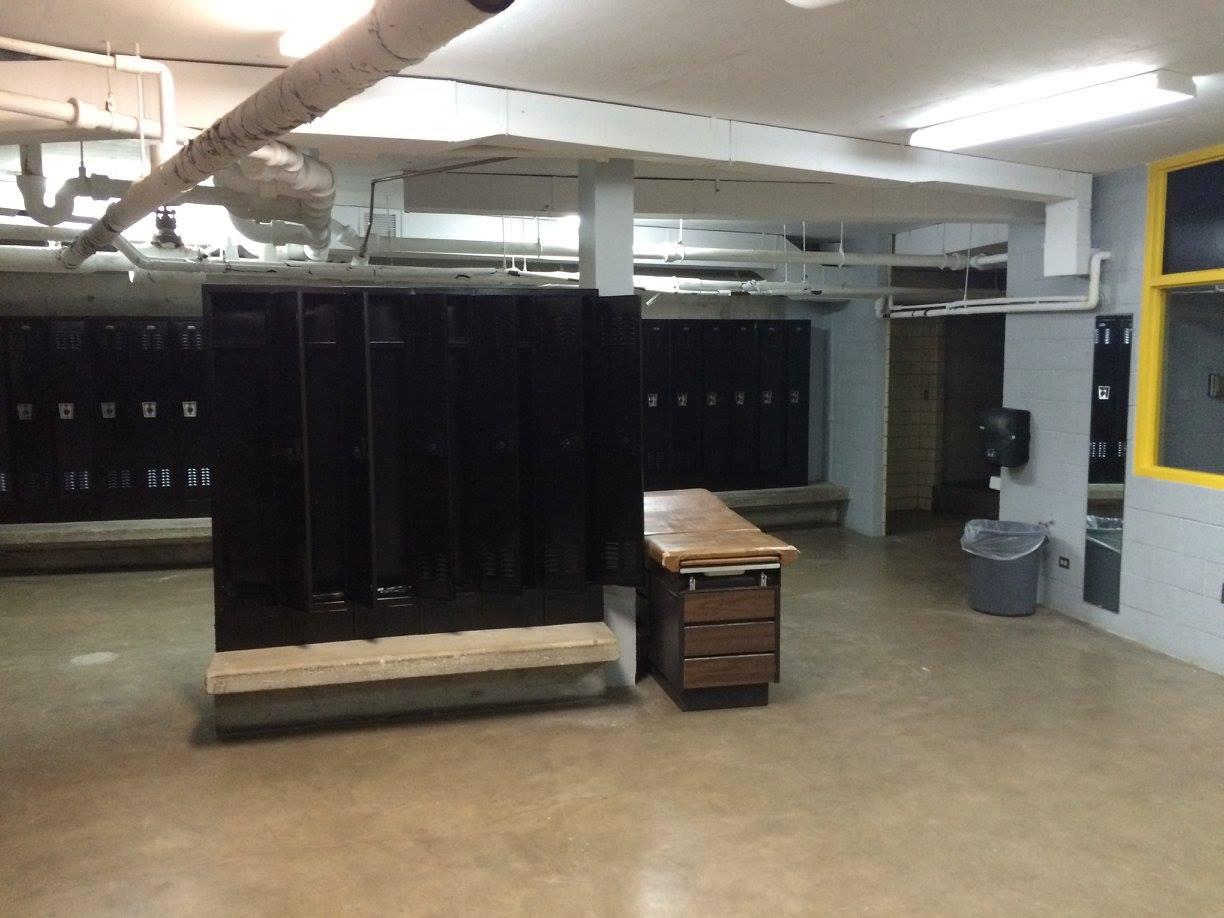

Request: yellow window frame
left=1135, top=142, right=1224, bottom=489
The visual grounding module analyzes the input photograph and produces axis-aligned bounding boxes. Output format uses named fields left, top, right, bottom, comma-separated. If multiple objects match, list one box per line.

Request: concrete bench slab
left=206, top=621, right=620, bottom=696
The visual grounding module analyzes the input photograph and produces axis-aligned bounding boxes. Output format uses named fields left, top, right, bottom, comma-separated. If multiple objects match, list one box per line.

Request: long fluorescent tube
left=910, top=70, right=1196, bottom=151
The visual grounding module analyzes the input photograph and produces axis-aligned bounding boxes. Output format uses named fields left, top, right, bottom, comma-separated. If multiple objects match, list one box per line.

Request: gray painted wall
left=825, top=235, right=891, bottom=537
left=1002, top=167, right=1224, bottom=675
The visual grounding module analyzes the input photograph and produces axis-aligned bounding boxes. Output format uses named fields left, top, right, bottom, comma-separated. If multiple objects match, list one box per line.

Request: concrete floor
left=3, top=518, right=1224, bottom=916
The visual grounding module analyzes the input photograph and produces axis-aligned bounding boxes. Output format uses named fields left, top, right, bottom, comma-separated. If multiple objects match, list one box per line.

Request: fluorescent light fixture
left=910, top=70, right=1196, bottom=151
left=278, top=0, right=373, bottom=58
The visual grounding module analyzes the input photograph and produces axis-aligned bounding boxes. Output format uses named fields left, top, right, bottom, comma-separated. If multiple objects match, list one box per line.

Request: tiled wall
left=1002, top=166, right=1224, bottom=675
left=887, top=318, right=944, bottom=511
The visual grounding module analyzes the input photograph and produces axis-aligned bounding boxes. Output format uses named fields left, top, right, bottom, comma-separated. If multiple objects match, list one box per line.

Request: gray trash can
left=1084, top=516, right=1123, bottom=612
left=961, top=520, right=1048, bottom=617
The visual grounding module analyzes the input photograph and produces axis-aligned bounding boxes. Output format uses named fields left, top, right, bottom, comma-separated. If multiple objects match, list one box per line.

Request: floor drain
left=71, top=652, right=117, bottom=666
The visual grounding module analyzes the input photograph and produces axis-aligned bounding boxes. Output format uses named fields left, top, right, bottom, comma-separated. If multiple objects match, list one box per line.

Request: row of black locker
left=642, top=318, right=812, bottom=491
left=207, top=287, right=643, bottom=651
left=0, top=316, right=211, bottom=523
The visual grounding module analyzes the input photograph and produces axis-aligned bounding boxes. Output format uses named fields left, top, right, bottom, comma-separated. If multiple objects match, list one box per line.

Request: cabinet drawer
left=683, top=653, right=776, bottom=689
left=684, top=622, right=776, bottom=657
left=682, top=587, right=776, bottom=624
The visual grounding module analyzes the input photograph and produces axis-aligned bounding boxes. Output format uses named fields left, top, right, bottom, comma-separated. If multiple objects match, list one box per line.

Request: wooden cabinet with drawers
left=649, top=566, right=782, bottom=710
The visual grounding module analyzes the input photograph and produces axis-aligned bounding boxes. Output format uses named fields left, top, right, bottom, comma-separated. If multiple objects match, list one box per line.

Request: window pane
left=1159, top=286, right=1224, bottom=474
left=1163, top=160, right=1224, bottom=275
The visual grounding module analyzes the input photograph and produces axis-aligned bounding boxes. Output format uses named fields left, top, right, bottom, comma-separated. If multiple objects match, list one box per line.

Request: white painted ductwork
left=57, top=0, right=515, bottom=268
left=886, top=251, right=1111, bottom=318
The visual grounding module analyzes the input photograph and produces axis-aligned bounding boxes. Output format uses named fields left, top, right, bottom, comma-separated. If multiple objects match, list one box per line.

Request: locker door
left=6, top=319, right=55, bottom=519
left=90, top=319, right=136, bottom=518
left=700, top=322, right=732, bottom=490
left=528, top=295, right=601, bottom=625
left=49, top=320, right=97, bottom=517
left=130, top=320, right=177, bottom=517
left=757, top=321, right=787, bottom=482
left=727, top=321, right=759, bottom=489
left=640, top=319, right=671, bottom=490
left=300, top=295, right=356, bottom=643
left=587, top=295, right=643, bottom=589
left=170, top=319, right=210, bottom=518
left=356, top=293, right=418, bottom=637
left=783, top=320, right=812, bottom=486
left=1090, top=316, right=1132, bottom=484
left=0, top=323, right=11, bottom=515
left=403, top=295, right=472, bottom=631
left=457, top=294, right=523, bottom=629
left=208, top=291, right=308, bottom=651
left=669, top=320, right=702, bottom=488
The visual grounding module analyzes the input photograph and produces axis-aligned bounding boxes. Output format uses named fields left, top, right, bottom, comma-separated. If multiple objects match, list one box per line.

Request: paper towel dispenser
left=980, top=407, right=1031, bottom=468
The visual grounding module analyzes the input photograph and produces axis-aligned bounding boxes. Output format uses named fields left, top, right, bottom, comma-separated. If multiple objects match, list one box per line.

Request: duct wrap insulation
left=61, top=0, right=515, bottom=267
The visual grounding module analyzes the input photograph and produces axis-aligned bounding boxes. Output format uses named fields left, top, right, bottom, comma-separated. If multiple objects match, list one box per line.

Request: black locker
left=356, top=294, right=416, bottom=635
left=640, top=319, right=671, bottom=491
left=783, top=320, right=812, bottom=486
left=90, top=318, right=136, bottom=518
left=406, top=295, right=473, bottom=631
left=129, top=320, right=178, bottom=516
left=207, top=286, right=643, bottom=652
left=299, top=295, right=358, bottom=643
left=587, top=295, right=644, bottom=589
left=728, top=321, right=759, bottom=487
left=756, top=321, right=787, bottom=482
left=526, top=295, right=601, bottom=625
left=49, top=320, right=96, bottom=510
left=0, top=323, right=8, bottom=507
left=171, top=319, right=210, bottom=517
left=209, top=293, right=308, bottom=651
left=1090, top=316, right=1133, bottom=484
left=6, top=320, right=56, bottom=514
left=700, top=322, right=733, bottom=489
left=669, top=320, right=703, bottom=488
left=457, top=294, right=523, bottom=629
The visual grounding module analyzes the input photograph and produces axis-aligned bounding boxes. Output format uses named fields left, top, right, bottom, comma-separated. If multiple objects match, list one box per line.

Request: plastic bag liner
left=961, top=519, right=1048, bottom=561
left=1086, top=516, right=1123, bottom=554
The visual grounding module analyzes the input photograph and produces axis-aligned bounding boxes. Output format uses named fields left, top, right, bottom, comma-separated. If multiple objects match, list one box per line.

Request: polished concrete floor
left=3, top=518, right=1224, bottom=916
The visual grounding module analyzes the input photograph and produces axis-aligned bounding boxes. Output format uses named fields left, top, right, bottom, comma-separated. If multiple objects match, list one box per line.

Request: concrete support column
left=578, top=158, right=637, bottom=688
left=578, top=159, right=635, bottom=295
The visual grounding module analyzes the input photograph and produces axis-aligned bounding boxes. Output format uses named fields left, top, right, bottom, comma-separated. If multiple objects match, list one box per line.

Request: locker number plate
left=142, top=401, right=158, bottom=418
left=58, top=402, right=75, bottom=420
left=17, top=403, right=33, bottom=421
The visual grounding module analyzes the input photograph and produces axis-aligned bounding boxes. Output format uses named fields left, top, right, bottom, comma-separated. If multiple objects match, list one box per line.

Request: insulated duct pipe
left=0, top=36, right=176, bottom=165
left=887, top=251, right=1111, bottom=318
left=58, top=0, right=514, bottom=268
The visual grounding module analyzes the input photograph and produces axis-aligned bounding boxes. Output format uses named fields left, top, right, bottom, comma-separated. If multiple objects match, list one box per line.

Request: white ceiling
left=0, top=0, right=1222, bottom=173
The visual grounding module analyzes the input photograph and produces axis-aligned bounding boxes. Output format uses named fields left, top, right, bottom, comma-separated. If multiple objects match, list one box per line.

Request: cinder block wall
left=1002, top=167, right=1224, bottom=674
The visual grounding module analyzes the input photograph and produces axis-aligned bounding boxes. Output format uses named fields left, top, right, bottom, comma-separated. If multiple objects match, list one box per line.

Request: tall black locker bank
left=641, top=318, right=813, bottom=491
left=206, top=286, right=643, bottom=652
left=0, top=315, right=209, bottom=524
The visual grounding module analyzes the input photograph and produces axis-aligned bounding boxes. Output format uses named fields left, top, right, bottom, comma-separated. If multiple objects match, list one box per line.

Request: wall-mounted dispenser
left=980, top=407, right=1031, bottom=468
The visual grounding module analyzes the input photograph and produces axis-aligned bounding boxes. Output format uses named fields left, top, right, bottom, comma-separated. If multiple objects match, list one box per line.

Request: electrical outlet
left=1059, top=556, right=1071, bottom=570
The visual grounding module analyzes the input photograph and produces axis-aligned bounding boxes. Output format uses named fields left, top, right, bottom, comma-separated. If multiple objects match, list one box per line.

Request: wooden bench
left=644, top=489, right=799, bottom=712
left=206, top=622, right=619, bottom=735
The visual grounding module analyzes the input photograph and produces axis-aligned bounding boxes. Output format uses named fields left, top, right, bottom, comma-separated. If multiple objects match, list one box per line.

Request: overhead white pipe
left=59, top=0, right=515, bottom=268
left=887, top=251, right=1111, bottom=318
left=657, top=244, right=1007, bottom=271
left=0, top=35, right=177, bottom=166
